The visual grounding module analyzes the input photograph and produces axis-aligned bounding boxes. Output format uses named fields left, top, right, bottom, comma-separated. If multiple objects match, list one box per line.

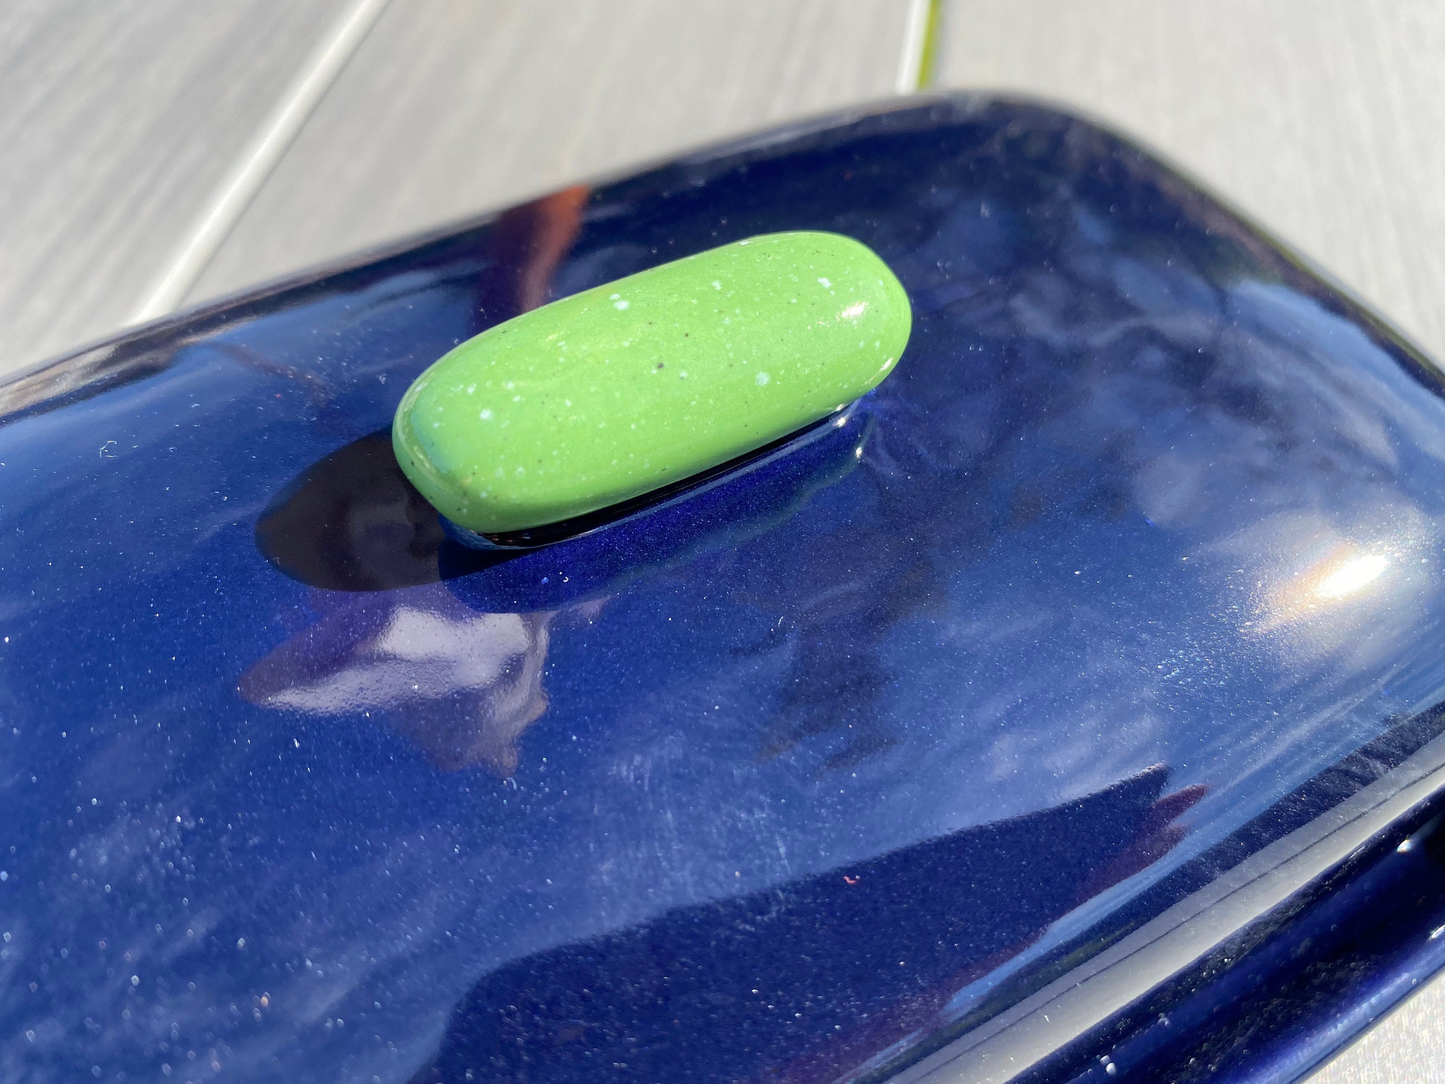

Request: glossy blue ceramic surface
left=4, top=95, right=1445, bottom=1084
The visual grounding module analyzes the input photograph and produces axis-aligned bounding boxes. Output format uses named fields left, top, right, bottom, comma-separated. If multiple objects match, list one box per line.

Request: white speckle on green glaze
left=393, top=231, right=911, bottom=534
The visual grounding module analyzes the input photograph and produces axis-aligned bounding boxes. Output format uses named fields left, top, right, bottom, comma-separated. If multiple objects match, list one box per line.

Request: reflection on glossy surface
left=5, top=96, right=1445, bottom=1083
left=414, top=768, right=1202, bottom=1084
left=442, top=405, right=871, bottom=609
left=240, top=589, right=556, bottom=774
left=257, top=429, right=450, bottom=591
left=1029, top=737, right=1445, bottom=1084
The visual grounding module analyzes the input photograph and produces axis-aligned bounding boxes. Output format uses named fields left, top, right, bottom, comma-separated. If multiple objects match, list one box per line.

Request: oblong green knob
left=392, top=231, right=910, bottom=537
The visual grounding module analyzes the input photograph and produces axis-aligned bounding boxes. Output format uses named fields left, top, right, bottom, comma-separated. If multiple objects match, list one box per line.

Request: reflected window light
left=1316, top=554, right=1388, bottom=600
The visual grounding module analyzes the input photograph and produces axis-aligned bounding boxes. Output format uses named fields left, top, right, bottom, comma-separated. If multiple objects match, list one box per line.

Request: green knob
left=392, top=230, right=911, bottom=537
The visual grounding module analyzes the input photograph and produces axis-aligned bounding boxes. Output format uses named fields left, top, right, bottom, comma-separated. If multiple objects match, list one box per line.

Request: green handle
left=393, top=231, right=911, bottom=536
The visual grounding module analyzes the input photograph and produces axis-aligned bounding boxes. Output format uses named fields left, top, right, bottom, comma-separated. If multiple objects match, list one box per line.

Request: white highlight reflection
left=1264, top=542, right=1398, bottom=630
left=1210, top=503, right=1436, bottom=673
left=1316, top=553, right=1389, bottom=600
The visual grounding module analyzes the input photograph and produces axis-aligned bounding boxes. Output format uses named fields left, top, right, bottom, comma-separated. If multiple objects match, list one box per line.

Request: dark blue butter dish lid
left=3, top=94, right=1445, bottom=1084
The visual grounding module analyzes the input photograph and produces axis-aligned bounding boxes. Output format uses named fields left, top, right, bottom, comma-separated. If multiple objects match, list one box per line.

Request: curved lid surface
left=3, top=96, right=1445, bottom=1083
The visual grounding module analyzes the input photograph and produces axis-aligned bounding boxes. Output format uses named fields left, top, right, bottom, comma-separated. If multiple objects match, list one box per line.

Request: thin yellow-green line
left=916, top=0, right=944, bottom=90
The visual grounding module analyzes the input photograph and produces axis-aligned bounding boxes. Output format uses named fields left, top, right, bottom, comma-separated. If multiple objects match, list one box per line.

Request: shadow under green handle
left=393, top=230, right=911, bottom=535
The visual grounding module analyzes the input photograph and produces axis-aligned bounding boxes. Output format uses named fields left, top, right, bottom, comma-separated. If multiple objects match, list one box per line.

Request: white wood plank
left=187, top=0, right=912, bottom=303
left=1307, top=974, right=1445, bottom=1084
left=936, top=0, right=1445, bottom=364
left=0, top=0, right=349, bottom=377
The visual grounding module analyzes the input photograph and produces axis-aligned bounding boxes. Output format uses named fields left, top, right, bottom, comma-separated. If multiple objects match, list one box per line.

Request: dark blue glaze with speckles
left=4, top=95, right=1445, bottom=1084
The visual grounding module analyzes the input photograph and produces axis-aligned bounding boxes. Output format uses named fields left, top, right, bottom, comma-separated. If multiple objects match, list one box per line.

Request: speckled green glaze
left=392, top=231, right=911, bottom=534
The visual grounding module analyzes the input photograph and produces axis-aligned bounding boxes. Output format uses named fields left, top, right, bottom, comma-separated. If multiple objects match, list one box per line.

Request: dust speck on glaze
left=392, top=231, right=910, bottom=534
